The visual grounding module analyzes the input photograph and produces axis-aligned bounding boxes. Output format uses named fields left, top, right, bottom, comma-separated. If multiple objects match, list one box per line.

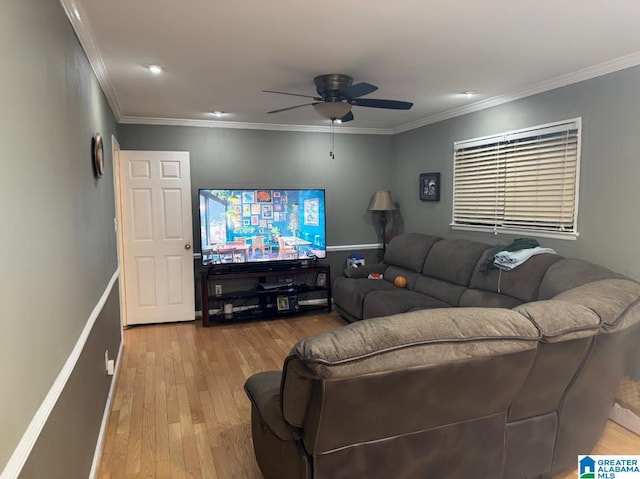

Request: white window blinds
left=452, top=118, right=580, bottom=237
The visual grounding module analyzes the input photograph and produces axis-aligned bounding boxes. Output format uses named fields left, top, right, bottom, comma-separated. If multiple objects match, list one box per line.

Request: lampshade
left=313, top=101, right=352, bottom=120
left=368, top=191, right=397, bottom=211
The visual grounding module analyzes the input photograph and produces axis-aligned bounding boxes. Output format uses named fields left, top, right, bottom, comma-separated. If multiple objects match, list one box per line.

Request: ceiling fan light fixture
left=313, top=101, right=351, bottom=120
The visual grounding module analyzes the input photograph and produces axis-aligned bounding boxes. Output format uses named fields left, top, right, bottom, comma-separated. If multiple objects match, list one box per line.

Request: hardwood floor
left=97, top=312, right=640, bottom=479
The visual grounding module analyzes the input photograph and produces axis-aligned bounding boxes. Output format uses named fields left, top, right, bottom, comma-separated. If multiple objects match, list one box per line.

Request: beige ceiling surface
left=64, top=0, right=640, bottom=132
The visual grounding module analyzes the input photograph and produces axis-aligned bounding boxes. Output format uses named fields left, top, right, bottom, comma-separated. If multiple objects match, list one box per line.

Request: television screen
left=199, top=189, right=326, bottom=267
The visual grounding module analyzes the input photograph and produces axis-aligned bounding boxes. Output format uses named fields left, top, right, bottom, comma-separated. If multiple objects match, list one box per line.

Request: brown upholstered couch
left=245, top=233, right=640, bottom=479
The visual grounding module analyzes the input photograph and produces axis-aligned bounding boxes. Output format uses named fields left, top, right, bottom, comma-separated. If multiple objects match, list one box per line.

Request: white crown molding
left=392, top=51, right=640, bottom=135
left=59, top=0, right=123, bottom=120
left=119, top=116, right=393, bottom=135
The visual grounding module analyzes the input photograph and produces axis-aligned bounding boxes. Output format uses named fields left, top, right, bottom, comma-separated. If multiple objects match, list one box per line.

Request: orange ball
left=394, top=276, right=407, bottom=288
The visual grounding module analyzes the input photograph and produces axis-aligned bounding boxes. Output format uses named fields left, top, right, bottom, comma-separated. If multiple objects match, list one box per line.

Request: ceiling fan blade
left=263, top=90, right=321, bottom=101
left=339, top=111, right=354, bottom=123
left=338, top=82, right=378, bottom=99
left=267, top=102, right=319, bottom=114
left=349, top=98, right=413, bottom=110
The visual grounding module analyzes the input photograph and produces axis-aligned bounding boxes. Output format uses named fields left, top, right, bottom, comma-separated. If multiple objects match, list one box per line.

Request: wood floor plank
left=194, top=423, right=218, bottom=479
left=154, top=362, right=170, bottom=463
left=98, top=312, right=640, bottom=479
left=167, top=422, right=186, bottom=479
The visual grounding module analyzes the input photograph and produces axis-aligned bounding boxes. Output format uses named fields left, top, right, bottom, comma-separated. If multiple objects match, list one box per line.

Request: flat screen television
left=199, top=189, right=326, bottom=268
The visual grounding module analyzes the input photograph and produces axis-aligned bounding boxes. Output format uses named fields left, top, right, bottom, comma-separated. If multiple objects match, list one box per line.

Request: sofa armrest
left=244, top=371, right=302, bottom=441
left=343, top=263, right=388, bottom=279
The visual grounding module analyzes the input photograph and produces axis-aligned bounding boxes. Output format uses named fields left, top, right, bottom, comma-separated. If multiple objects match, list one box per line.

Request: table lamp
left=368, top=191, right=397, bottom=257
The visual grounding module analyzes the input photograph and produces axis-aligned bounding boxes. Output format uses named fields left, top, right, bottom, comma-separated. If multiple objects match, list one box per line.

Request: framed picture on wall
left=420, top=172, right=441, bottom=202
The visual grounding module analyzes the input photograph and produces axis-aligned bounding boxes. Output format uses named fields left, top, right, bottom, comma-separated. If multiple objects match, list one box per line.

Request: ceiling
left=62, top=0, right=640, bottom=134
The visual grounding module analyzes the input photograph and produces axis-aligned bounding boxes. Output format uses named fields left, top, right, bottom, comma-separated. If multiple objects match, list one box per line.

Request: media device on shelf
left=199, top=188, right=326, bottom=271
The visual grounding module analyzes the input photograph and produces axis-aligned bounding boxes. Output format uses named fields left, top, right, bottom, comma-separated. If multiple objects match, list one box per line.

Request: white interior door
left=119, top=150, right=195, bottom=325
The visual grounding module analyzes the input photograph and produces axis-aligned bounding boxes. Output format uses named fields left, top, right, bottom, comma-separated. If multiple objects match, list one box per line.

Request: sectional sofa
left=245, top=233, right=640, bottom=479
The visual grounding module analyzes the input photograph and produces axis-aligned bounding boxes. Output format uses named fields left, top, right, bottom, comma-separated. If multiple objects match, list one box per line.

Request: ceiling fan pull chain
left=330, top=119, right=335, bottom=159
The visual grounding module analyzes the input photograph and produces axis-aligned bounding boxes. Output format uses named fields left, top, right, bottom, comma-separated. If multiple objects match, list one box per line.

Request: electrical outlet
left=107, top=360, right=115, bottom=376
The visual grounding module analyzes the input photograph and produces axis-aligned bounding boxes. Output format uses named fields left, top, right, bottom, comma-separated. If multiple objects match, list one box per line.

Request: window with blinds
left=452, top=118, right=581, bottom=238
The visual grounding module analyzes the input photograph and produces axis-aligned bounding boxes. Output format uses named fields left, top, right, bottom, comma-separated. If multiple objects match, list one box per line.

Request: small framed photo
left=276, top=295, right=289, bottom=311
left=420, top=172, right=441, bottom=202
left=316, top=272, right=327, bottom=288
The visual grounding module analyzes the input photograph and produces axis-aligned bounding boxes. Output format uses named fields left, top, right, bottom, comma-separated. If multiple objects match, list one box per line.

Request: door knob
left=185, top=244, right=191, bottom=250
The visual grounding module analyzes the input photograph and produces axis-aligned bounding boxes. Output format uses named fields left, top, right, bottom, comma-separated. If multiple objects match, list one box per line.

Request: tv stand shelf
left=200, top=264, right=331, bottom=326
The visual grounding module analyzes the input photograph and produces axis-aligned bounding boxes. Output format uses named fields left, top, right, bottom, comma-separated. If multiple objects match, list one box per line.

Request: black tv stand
left=200, top=263, right=331, bottom=326
left=207, top=260, right=310, bottom=275
left=265, top=261, right=302, bottom=271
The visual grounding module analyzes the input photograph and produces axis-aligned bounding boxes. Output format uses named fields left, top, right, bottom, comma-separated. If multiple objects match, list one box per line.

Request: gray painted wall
left=393, top=66, right=640, bottom=280
left=1, top=0, right=121, bottom=473
left=118, top=125, right=394, bottom=246
left=19, top=282, right=121, bottom=479
left=4, top=0, right=640, bottom=474
left=118, top=125, right=394, bottom=293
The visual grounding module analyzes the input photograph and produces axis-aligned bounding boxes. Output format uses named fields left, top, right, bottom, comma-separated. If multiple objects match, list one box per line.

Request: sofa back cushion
left=552, top=278, right=640, bottom=331
left=413, top=276, right=468, bottom=306
left=382, top=266, right=422, bottom=290
left=537, top=258, right=624, bottom=300
left=422, top=239, right=489, bottom=286
left=282, top=308, right=539, bottom=454
left=383, top=233, right=441, bottom=273
left=459, top=289, right=524, bottom=309
left=469, top=251, right=562, bottom=303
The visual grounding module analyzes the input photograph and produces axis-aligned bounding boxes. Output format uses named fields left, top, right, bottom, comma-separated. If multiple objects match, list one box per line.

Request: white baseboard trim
left=326, top=243, right=380, bottom=252
left=0, top=269, right=120, bottom=479
left=88, top=340, right=124, bottom=479
left=610, top=402, right=640, bottom=435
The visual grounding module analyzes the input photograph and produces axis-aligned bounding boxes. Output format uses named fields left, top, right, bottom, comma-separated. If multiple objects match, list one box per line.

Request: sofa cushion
left=459, top=289, right=524, bottom=309
left=469, top=251, right=561, bottom=303
left=422, top=239, right=490, bottom=286
left=537, top=258, right=624, bottom=300
left=383, top=233, right=441, bottom=273
left=514, top=300, right=601, bottom=342
left=332, top=277, right=395, bottom=320
left=343, top=263, right=387, bottom=279
left=362, top=290, right=449, bottom=319
left=413, top=276, right=467, bottom=306
left=552, top=279, right=640, bottom=331
left=382, top=266, right=422, bottom=290
left=245, top=371, right=302, bottom=441
left=289, top=308, right=540, bottom=380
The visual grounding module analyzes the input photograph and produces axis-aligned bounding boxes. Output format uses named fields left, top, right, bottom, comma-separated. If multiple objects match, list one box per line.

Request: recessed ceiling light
left=148, top=65, right=163, bottom=75
left=211, top=111, right=224, bottom=117
left=462, top=90, right=477, bottom=97
left=72, top=6, right=81, bottom=20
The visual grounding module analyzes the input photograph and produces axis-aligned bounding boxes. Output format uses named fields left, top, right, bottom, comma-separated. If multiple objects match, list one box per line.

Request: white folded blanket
left=494, top=246, right=557, bottom=271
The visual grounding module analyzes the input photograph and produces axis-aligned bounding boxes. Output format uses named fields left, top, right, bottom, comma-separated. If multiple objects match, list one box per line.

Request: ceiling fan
left=264, top=73, right=413, bottom=123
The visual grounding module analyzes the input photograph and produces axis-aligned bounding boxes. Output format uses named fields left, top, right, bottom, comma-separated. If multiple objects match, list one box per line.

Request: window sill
left=449, top=224, right=578, bottom=241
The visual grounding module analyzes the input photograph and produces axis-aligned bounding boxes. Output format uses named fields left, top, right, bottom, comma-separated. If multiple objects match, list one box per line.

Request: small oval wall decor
left=93, top=133, right=104, bottom=178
